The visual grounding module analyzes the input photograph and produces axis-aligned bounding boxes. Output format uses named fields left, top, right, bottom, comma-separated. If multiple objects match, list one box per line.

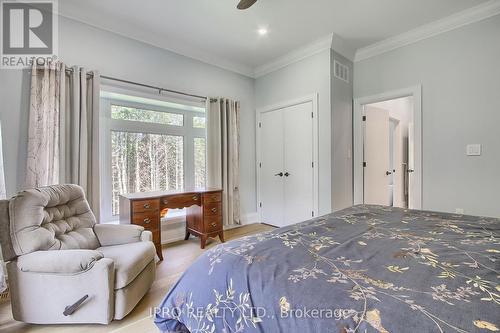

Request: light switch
left=466, top=144, right=481, bottom=156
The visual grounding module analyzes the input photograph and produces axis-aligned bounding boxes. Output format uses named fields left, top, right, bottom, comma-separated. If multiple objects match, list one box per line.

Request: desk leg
left=155, top=244, right=163, bottom=261
left=218, top=232, right=225, bottom=243
left=200, top=235, right=208, bottom=249
left=184, top=230, right=191, bottom=240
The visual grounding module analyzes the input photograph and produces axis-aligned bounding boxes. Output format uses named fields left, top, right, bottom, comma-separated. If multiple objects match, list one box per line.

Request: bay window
left=100, top=90, right=206, bottom=222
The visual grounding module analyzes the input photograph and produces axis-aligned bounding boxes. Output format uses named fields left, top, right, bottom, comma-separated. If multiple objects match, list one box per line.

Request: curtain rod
left=64, top=68, right=207, bottom=101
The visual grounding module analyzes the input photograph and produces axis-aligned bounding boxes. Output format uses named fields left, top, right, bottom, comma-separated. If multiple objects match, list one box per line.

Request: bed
left=154, top=205, right=500, bottom=333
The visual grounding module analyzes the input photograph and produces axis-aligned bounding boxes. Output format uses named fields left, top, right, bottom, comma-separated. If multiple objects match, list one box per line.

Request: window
left=110, top=132, right=184, bottom=215
left=193, top=116, right=206, bottom=128
left=100, top=90, right=206, bottom=222
left=194, top=138, right=206, bottom=188
left=111, top=105, right=184, bottom=126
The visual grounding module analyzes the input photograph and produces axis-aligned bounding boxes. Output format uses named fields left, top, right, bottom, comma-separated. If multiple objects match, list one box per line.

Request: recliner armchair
left=0, top=184, right=156, bottom=324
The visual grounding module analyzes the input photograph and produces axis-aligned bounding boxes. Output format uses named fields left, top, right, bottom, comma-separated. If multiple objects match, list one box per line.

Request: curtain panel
left=206, top=98, right=241, bottom=226
left=60, top=67, right=101, bottom=219
left=26, top=62, right=64, bottom=187
left=0, top=122, right=5, bottom=292
left=26, top=62, right=101, bottom=218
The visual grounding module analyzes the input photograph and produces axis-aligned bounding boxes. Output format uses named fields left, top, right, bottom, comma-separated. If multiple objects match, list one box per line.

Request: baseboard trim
left=240, top=212, right=260, bottom=225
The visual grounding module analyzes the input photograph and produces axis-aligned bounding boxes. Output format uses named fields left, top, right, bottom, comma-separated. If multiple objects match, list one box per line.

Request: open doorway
left=363, top=97, right=413, bottom=208
left=353, top=85, right=422, bottom=210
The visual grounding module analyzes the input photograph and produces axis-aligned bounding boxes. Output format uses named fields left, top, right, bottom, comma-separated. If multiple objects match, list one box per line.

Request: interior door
left=407, top=122, right=415, bottom=209
left=260, top=109, right=284, bottom=226
left=364, top=106, right=391, bottom=205
left=391, top=119, right=405, bottom=208
left=283, top=102, right=314, bottom=225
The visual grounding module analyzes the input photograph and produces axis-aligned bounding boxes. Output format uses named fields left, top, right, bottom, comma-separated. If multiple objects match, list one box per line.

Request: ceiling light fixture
left=258, top=28, right=268, bottom=36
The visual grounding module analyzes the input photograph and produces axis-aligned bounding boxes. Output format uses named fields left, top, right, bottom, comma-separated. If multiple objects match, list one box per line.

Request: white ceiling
left=59, top=0, right=489, bottom=76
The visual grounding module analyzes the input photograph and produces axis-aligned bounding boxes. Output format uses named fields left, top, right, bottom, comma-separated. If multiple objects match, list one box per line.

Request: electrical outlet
left=455, top=208, right=464, bottom=214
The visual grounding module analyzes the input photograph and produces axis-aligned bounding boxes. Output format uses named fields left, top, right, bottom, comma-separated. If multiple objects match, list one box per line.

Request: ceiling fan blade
left=237, top=0, right=257, bottom=10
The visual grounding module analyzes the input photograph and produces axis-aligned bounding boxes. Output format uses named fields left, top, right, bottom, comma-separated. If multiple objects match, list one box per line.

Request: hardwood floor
left=0, top=223, right=275, bottom=333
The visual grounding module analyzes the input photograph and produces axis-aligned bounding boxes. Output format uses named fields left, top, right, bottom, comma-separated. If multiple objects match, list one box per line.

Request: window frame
left=100, top=93, right=206, bottom=223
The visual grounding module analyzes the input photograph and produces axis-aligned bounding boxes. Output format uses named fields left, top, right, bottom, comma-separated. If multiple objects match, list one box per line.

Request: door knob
left=407, top=169, right=414, bottom=173
left=274, top=172, right=284, bottom=177
left=284, top=172, right=290, bottom=177
left=386, top=171, right=392, bottom=176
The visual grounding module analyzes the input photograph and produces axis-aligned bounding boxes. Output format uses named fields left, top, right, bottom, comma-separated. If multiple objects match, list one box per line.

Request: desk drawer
left=204, top=202, right=222, bottom=216
left=162, top=193, right=201, bottom=208
left=203, top=192, right=222, bottom=204
left=132, top=199, right=159, bottom=213
left=204, top=215, right=222, bottom=233
left=132, top=211, right=160, bottom=229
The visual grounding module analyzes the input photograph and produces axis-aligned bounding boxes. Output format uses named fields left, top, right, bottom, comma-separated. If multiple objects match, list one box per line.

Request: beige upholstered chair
left=0, top=184, right=156, bottom=324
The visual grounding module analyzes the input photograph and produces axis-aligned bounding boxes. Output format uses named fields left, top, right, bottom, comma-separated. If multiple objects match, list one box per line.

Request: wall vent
left=334, top=60, right=349, bottom=83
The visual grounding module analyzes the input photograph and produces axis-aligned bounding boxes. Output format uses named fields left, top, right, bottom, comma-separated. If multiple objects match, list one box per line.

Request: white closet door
left=283, top=102, right=314, bottom=226
left=260, top=109, right=284, bottom=226
left=364, top=106, right=391, bottom=205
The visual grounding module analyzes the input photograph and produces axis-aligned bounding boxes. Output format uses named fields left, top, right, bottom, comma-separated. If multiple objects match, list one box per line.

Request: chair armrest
left=17, top=250, right=103, bottom=274
left=94, top=224, right=148, bottom=246
left=141, top=230, right=153, bottom=242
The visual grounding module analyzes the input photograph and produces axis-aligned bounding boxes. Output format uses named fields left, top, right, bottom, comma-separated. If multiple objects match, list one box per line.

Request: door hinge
left=258, top=122, right=262, bottom=128
left=312, top=211, right=315, bottom=217
left=363, top=162, right=367, bottom=167
left=362, top=116, right=366, bottom=121
left=311, top=112, right=314, bottom=118
left=259, top=162, right=262, bottom=168
left=312, top=161, right=314, bottom=168
left=259, top=202, right=262, bottom=208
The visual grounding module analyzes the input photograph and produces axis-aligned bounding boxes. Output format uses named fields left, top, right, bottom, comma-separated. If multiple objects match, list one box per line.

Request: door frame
left=256, top=94, right=319, bottom=222
left=353, top=85, right=422, bottom=209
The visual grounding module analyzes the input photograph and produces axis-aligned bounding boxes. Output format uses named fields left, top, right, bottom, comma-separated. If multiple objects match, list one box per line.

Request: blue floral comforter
left=155, top=205, right=500, bottom=333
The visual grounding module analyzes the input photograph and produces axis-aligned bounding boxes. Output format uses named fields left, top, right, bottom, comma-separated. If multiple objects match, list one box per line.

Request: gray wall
left=0, top=16, right=257, bottom=217
left=354, top=15, right=500, bottom=217
left=255, top=50, right=332, bottom=215
left=331, top=51, right=353, bottom=211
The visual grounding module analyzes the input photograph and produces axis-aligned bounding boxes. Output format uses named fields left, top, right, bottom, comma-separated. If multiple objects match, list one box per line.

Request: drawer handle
left=163, top=199, right=168, bottom=204
left=211, top=223, right=217, bottom=228
left=143, top=204, right=151, bottom=209
left=211, top=207, right=217, bottom=213
left=143, top=218, right=151, bottom=224
left=192, top=195, right=198, bottom=200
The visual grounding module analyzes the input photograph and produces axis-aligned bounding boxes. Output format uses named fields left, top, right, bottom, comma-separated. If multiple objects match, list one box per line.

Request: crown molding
left=355, top=0, right=500, bottom=62
left=57, top=13, right=255, bottom=78
left=58, top=1, right=500, bottom=78
left=253, top=34, right=334, bottom=78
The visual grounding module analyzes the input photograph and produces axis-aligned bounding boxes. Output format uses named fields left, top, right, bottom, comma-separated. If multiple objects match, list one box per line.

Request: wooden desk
left=119, top=188, right=224, bottom=260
